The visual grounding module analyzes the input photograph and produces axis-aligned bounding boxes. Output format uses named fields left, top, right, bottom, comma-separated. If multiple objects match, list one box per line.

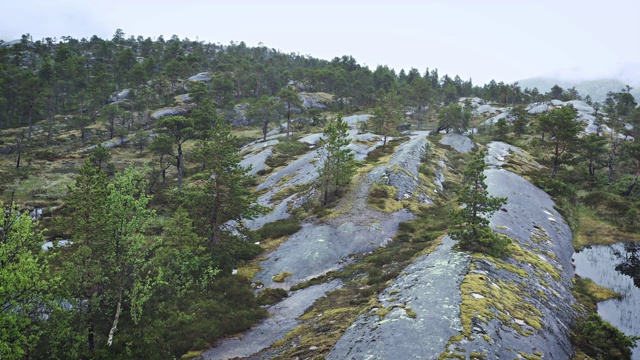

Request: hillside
left=518, top=77, right=640, bottom=103
left=1, top=33, right=639, bottom=360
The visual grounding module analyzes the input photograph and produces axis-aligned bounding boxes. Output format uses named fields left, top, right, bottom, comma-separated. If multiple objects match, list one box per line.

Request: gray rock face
left=201, top=280, right=342, bottom=360
left=327, top=236, right=470, bottom=360
left=330, top=142, right=576, bottom=360
left=439, top=133, right=475, bottom=153
left=246, top=123, right=383, bottom=231
left=228, top=103, right=251, bottom=127
left=527, top=103, right=550, bottom=114
left=367, top=132, right=430, bottom=201
left=151, top=107, right=188, bottom=119
left=448, top=142, right=576, bottom=359
left=342, top=114, right=371, bottom=128
left=483, top=110, right=511, bottom=125
left=459, top=97, right=484, bottom=107
left=188, top=72, right=211, bottom=82
left=473, top=104, right=502, bottom=115
left=175, top=94, right=192, bottom=103
left=253, top=210, right=413, bottom=290
left=565, top=100, right=595, bottom=114
left=297, top=133, right=324, bottom=145
left=108, top=89, right=130, bottom=103
left=299, top=92, right=330, bottom=109
left=240, top=148, right=273, bottom=176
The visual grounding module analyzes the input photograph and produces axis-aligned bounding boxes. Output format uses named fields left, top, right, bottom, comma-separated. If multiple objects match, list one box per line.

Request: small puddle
left=573, top=242, right=640, bottom=360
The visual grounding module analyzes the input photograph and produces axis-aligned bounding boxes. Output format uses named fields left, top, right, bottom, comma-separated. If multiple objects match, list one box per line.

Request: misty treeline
left=2, top=29, right=592, bottom=134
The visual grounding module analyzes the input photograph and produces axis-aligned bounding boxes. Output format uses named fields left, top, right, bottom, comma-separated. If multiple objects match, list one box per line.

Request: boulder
left=151, top=107, right=188, bottom=119
left=107, top=89, right=130, bottom=104
left=439, top=133, right=475, bottom=153
left=299, top=92, right=332, bottom=109
left=187, top=72, right=211, bottom=82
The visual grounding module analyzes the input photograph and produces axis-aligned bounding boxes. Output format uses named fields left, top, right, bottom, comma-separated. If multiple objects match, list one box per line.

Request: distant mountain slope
left=518, top=77, right=640, bottom=103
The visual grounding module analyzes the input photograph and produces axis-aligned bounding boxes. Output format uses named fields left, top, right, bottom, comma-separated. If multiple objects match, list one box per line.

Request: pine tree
left=278, top=87, right=303, bottom=142
left=581, top=134, right=608, bottom=177
left=177, top=118, right=264, bottom=244
left=316, top=114, right=356, bottom=206
left=436, top=102, right=471, bottom=134
left=538, top=105, right=581, bottom=178
left=371, top=91, right=402, bottom=149
left=450, top=151, right=509, bottom=257
left=156, top=115, right=195, bottom=187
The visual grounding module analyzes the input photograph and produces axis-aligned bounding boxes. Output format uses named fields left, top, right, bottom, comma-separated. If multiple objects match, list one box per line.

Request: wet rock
left=459, top=97, right=485, bottom=107
left=449, top=142, right=577, bottom=359
left=485, top=141, right=526, bottom=167
left=483, top=110, right=511, bottom=125
left=473, top=104, right=502, bottom=115
left=175, top=94, right=192, bottom=103
left=327, top=236, right=470, bottom=360
left=367, top=132, right=430, bottom=201
left=253, top=210, right=413, bottom=289
left=527, top=102, right=550, bottom=114
left=151, top=107, right=188, bottom=119
left=240, top=148, right=273, bottom=176
left=188, top=72, right=211, bottom=82
left=342, top=114, right=371, bottom=129
left=439, top=133, right=474, bottom=153
left=298, top=133, right=324, bottom=145
left=107, top=89, right=130, bottom=104
left=434, top=160, right=446, bottom=190
left=201, top=280, right=342, bottom=359
left=299, top=92, right=332, bottom=109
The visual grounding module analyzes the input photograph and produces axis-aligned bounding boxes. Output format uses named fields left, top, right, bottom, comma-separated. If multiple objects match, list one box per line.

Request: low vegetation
left=1, top=29, right=639, bottom=359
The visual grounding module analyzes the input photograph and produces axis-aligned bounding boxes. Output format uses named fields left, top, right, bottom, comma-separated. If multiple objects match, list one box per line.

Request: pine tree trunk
left=552, top=141, right=560, bottom=178
left=177, top=144, right=183, bottom=187
left=262, top=119, right=268, bottom=141
left=623, top=160, right=640, bottom=196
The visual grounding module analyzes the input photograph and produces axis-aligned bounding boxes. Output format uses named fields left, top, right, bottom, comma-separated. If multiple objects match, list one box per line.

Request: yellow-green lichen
left=272, top=271, right=292, bottom=283
left=518, top=351, right=542, bottom=360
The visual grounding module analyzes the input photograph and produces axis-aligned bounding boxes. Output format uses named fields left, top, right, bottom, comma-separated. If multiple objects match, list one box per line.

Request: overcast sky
left=2, top=0, right=639, bottom=85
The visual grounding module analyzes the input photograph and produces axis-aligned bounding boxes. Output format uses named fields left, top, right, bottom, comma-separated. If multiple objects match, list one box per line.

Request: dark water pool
left=573, top=242, right=640, bottom=359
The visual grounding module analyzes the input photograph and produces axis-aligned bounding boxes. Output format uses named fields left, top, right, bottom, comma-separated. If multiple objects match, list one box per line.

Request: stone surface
left=527, top=103, right=550, bottom=114
left=253, top=209, right=413, bottom=289
left=367, top=132, right=430, bottom=201
left=448, top=141, right=577, bottom=359
left=299, top=92, right=331, bottom=109
left=151, top=107, right=188, bottom=119
left=439, top=133, right=475, bottom=153
left=473, top=104, right=501, bottom=115
left=188, top=72, right=211, bottom=82
left=483, top=110, right=511, bottom=125
left=201, top=280, right=343, bottom=360
left=240, top=148, right=273, bottom=176
left=327, top=236, right=470, bottom=360
left=108, top=89, right=130, bottom=103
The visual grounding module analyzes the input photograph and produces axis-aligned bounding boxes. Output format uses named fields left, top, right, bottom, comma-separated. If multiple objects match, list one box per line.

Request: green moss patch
left=272, top=271, right=292, bottom=283
left=367, top=182, right=404, bottom=213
